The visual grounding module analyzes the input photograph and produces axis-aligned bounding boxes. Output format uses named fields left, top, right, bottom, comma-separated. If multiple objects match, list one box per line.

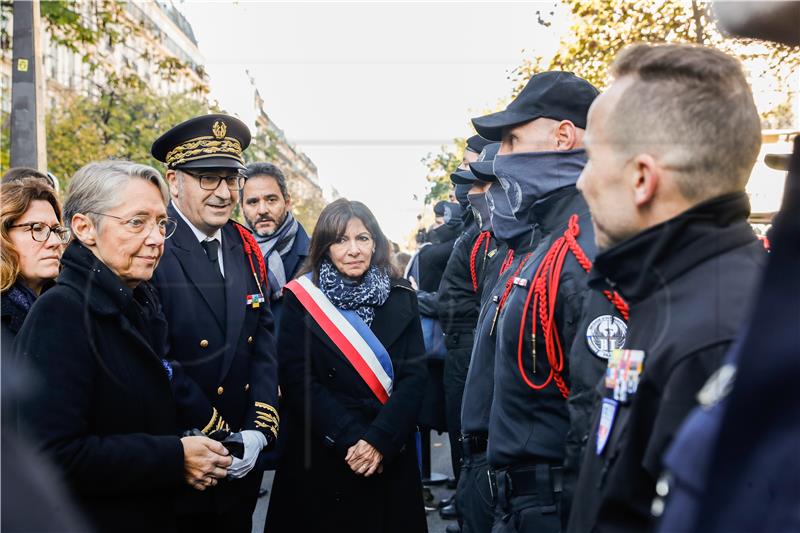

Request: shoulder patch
left=585, top=315, right=627, bottom=360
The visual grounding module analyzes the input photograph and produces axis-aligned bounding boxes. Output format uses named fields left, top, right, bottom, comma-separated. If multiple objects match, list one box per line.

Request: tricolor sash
left=285, top=274, right=394, bottom=404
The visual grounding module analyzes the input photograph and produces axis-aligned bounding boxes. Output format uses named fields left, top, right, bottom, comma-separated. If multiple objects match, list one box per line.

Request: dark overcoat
left=15, top=242, right=185, bottom=533
left=265, top=278, right=429, bottom=533
left=150, top=204, right=280, bottom=515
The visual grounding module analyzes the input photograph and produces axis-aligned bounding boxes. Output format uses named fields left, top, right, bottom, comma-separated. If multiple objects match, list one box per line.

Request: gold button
left=247, top=336, right=253, bottom=344
left=244, top=383, right=250, bottom=391
left=217, top=386, right=224, bottom=396
left=200, top=339, right=209, bottom=348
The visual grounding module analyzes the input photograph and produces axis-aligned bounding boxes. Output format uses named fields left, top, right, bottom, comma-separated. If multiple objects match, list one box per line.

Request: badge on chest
left=246, top=293, right=264, bottom=308
left=604, top=348, right=645, bottom=403
left=596, top=348, right=646, bottom=455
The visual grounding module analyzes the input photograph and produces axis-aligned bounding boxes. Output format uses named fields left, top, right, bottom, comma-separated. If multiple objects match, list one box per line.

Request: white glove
left=227, top=430, right=267, bottom=479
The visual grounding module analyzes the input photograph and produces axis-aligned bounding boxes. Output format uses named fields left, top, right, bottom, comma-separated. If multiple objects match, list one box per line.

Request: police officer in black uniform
left=437, top=135, right=498, bottom=527
left=150, top=114, right=279, bottom=533
left=567, top=44, right=765, bottom=533
left=457, top=142, right=533, bottom=533
left=472, top=72, right=628, bottom=533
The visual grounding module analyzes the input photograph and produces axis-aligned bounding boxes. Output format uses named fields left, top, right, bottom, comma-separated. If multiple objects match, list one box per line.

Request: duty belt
left=445, top=331, right=475, bottom=349
left=461, top=432, right=488, bottom=456
left=491, top=463, right=563, bottom=514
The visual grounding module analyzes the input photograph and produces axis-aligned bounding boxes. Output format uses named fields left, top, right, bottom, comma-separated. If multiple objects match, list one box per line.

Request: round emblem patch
left=586, top=315, right=627, bottom=360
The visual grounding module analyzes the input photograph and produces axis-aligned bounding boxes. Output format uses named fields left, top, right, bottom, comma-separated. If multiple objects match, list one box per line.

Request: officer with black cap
left=435, top=135, right=500, bottom=528
left=471, top=72, right=628, bottom=533
left=457, top=141, right=535, bottom=533
left=150, top=114, right=279, bottom=533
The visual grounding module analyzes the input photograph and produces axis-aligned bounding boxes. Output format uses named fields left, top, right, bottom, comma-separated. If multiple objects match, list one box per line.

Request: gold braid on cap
left=165, top=120, right=244, bottom=168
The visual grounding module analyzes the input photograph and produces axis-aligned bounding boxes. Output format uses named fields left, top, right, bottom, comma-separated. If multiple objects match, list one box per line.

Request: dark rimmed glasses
left=8, top=222, right=71, bottom=244
left=181, top=169, right=246, bottom=191
left=88, top=212, right=178, bottom=239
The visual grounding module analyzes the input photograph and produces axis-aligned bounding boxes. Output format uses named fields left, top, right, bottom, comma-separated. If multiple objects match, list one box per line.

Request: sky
left=179, top=1, right=568, bottom=243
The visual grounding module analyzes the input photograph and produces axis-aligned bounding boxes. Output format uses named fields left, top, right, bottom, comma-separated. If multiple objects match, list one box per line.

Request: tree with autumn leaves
left=423, top=0, right=800, bottom=204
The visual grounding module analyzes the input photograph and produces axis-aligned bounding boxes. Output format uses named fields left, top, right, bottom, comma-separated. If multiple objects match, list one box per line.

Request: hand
left=409, top=276, right=419, bottom=290
left=345, top=439, right=383, bottom=477
left=227, top=430, right=267, bottom=480
left=181, top=436, right=232, bottom=491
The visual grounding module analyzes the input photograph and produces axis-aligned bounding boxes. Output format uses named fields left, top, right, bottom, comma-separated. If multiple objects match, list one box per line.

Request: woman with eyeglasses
left=15, top=161, right=233, bottom=533
left=1, top=177, right=68, bottom=347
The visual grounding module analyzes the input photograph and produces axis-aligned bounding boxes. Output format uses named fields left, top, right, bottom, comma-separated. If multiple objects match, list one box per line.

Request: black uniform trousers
left=491, top=464, right=563, bottom=533
left=444, top=331, right=474, bottom=481
left=457, top=438, right=495, bottom=533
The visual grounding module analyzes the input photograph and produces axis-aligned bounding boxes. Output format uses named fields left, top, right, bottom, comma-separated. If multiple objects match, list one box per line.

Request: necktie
left=201, top=239, right=223, bottom=279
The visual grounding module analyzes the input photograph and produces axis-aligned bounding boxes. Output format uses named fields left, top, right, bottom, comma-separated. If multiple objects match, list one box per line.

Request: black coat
left=150, top=205, right=280, bottom=513
left=266, top=278, right=428, bottom=533
left=15, top=242, right=185, bottom=533
left=568, top=193, right=765, bottom=533
left=437, top=224, right=497, bottom=337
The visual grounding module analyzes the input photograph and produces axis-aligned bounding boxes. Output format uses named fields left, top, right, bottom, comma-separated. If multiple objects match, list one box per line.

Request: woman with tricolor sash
left=265, top=199, right=428, bottom=532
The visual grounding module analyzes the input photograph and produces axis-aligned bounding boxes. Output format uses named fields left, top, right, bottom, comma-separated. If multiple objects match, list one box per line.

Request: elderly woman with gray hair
left=15, top=160, right=233, bottom=533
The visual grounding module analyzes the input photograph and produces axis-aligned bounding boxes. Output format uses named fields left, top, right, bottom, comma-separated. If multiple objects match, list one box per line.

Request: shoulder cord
left=498, top=248, right=515, bottom=275
left=234, top=222, right=269, bottom=299
left=469, top=231, right=492, bottom=293
left=517, top=214, right=629, bottom=399
left=489, top=251, right=533, bottom=336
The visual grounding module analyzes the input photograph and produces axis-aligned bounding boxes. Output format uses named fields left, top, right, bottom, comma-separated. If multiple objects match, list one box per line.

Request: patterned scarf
left=250, top=212, right=300, bottom=299
left=318, top=258, right=391, bottom=326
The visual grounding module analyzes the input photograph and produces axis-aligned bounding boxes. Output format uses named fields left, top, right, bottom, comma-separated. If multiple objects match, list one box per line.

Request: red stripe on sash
left=286, top=281, right=389, bottom=404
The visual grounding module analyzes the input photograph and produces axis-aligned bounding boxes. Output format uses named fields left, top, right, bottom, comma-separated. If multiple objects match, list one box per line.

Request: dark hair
left=297, top=198, right=397, bottom=283
left=608, top=43, right=761, bottom=201
left=242, top=162, right=289, bottom=202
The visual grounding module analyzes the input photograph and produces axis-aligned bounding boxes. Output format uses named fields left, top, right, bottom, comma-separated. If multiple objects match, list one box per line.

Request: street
left=253, top=431, right=456, bottom=533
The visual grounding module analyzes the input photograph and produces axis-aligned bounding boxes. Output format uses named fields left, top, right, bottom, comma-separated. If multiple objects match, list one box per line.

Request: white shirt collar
left=172, top=202, right=223, bottom=244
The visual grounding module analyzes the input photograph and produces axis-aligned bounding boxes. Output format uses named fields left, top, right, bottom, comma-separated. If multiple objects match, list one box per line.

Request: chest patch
left=586, top=315, right=627, bottom=360
left=605, top=349, right=645, bottom=403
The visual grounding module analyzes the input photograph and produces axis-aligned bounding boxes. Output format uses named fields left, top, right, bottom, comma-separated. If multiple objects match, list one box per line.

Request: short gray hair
left=608, top=43, right=761, bottom=201
left=64, top=160, right=169, bottom=230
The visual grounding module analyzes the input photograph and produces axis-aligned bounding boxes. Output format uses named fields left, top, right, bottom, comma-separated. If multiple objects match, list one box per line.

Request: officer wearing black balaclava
left=470, top=72, right=628, bottom=533
left=456, top=142, right=535, bottom=533
left=435, top=135, right=500, bottom=527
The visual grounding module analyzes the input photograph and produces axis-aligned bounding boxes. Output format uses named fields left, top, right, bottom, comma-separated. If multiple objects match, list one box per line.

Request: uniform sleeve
left=437, top=234, right=475, bottom=334
left=641, top=342, right=730, bottom=476
left=245, top=292, right=280, bottom=442
left=363, top=291, right=428, bottom=462
left=278, top=291, right=371, bottom=458
left=16, top=293, right=185, bottom=494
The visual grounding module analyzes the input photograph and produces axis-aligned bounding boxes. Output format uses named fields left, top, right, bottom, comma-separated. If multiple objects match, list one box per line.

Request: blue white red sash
left=284, top=274, right=394, bottom=404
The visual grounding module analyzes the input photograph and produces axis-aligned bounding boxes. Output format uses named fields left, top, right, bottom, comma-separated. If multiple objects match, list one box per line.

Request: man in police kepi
left=436, top=134, right=500, bottom=528
left=567, top=44, right=766, bottom=533
left=457, top=141, right=535, bottom=533
left=470, top=71, right=629, bottom=533
left=150, top=114, right=279, bottom=532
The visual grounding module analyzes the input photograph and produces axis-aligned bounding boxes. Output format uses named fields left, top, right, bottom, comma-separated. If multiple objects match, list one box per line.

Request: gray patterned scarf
left=251, top=212, right=300, bottom=299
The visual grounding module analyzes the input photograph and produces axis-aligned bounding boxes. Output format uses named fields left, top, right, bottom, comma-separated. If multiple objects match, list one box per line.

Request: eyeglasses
left=181, top=169, right=246, bottom=191
left=88, top=212, right=178, bottom=239
left=8, top=222, right=71, bottom=244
